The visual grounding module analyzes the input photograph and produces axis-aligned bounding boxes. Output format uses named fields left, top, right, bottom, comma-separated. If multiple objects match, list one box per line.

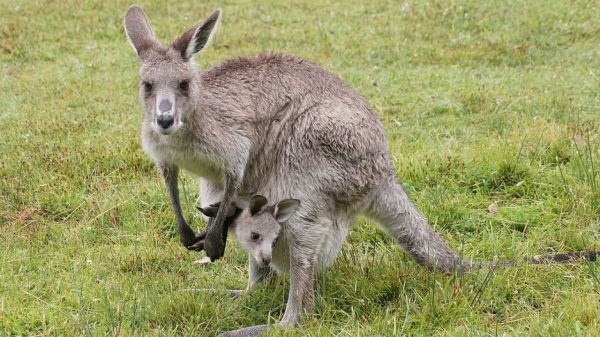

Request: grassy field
left=1, top=0, right=599, bottom=335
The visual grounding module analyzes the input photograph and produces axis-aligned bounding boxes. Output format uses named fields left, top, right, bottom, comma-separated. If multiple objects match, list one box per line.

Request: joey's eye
left=272, top=236, right=279, bottom=246
left=250, top=232, right=260, bottom=242
left=143, top=81, right=153, bottom=93
left=179, top=80, right=189, bottom=92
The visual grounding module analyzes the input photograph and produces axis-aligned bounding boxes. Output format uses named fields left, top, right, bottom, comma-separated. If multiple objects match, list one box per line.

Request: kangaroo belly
left=270, top=223, right=350, bottom=274
left=314, top=224, right=350, bottom=269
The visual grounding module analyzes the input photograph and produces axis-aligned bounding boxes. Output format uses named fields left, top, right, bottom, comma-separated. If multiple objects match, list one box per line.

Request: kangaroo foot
left=216, top=324, right=270, bottom=337
left=185, top=288, right=244, bottom=298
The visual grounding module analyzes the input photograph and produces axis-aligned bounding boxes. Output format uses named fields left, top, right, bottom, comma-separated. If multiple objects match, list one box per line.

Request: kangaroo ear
left=274, top=199, right=300, bottom=223
left=172, top=9, right=221, bottom=60
left=249, top=195, right=268, bottom=216
left=124, top=5, right=158, bottom=58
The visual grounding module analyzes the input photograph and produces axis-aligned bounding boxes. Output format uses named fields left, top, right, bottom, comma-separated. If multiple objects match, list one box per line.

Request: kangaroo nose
left=262, top=257, right=271, bottom=266
left=159, top=99, right=172, bottom=113
left=157, top=115, right=174, bottom=129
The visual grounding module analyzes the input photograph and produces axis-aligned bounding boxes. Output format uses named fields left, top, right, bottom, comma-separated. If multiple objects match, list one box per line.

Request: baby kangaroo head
left=236, top=195, right=300, bottom=267
left=124, top=5, right=221, bottom=135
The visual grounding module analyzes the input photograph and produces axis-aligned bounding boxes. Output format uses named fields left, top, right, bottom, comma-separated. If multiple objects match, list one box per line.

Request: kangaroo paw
left=204, top=235, right=226, bottom=261
left=187, top=237, right=205, bottom=251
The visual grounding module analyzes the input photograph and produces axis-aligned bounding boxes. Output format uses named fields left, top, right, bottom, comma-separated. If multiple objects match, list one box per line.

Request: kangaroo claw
left=187, top=239, right=205, bottom=251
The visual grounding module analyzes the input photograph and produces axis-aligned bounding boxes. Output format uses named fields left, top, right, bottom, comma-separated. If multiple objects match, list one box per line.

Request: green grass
left=1, top=0, right=599, bottom=335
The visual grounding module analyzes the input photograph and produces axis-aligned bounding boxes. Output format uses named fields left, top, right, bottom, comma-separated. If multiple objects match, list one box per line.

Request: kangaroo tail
left=467, top=250, right=599, bottom=271
left=366, top=175, right=462, bottom=273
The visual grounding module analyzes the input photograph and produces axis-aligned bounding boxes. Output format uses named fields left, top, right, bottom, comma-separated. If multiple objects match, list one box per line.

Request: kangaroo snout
left=157, top=115, right=174, bottom=129
left=257, top=251, right=271, bottom=267
left=158, top=99, right=172, bottom=113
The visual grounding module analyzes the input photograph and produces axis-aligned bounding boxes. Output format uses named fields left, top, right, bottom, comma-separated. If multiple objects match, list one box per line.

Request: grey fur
left=124, top=5, right=462, bottom=331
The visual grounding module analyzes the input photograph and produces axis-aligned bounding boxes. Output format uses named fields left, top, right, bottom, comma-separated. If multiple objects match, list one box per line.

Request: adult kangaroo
left=124, top=5, right=461, bottom=327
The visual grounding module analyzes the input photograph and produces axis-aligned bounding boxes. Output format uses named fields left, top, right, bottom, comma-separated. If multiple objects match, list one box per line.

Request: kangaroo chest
left=142, top=133, right=224, bottom=182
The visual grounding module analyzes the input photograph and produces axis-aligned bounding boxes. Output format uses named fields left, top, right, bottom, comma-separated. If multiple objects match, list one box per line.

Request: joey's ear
left=249, top=195, right=268, bottom=216
left=172, top=9, right=221, bottom=60
left=273, top=199, right=300, bottom=223
left=124, top=5, right=158, bottom=58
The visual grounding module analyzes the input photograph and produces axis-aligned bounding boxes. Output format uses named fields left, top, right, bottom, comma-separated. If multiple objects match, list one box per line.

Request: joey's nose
left=262, top=257, right=271, bottom=266
left=157, top=115, right=174, bottom=129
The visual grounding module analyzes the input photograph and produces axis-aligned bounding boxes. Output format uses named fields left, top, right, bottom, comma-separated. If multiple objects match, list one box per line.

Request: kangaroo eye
left=250, top=232, right=260, bottom=242
left=142, top=81, right=153, bottom=92
left=179, top=80, right=189, bottom=92
left=272, top=236, right=279, bottom=246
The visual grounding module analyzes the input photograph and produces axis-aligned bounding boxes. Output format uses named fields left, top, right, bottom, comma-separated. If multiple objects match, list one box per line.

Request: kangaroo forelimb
left=191, top=203, right=243, bottom=252
left=161, top=164, right=203, bottom=248
left=203, top=175, right=240, bottom=261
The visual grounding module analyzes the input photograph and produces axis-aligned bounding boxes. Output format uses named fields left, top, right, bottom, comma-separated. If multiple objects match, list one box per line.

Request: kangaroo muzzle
left=157, top=115, right=174, bottom=129
left=154, top=96, right=178, bottom=134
